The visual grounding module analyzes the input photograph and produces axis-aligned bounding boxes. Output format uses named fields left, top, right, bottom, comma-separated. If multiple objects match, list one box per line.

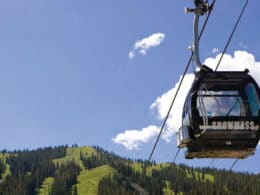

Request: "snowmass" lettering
left=199, top=121, right=259, bottom=131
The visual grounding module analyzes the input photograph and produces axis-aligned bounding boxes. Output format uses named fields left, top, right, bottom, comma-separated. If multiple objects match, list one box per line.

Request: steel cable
left=215, top=0, right=249, bottom=71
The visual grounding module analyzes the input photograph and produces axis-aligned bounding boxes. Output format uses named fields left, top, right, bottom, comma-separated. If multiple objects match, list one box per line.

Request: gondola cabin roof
left=190, top=69, right=259, bottom=92
left=195, top=69, right=253, bottom=82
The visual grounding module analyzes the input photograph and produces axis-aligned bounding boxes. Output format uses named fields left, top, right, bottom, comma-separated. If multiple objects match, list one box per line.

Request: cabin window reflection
left=245, top=83, right=260, bottom=116
left=183, top=95, right=191, bottom=125
left=196, top=90, right=245, bottom=117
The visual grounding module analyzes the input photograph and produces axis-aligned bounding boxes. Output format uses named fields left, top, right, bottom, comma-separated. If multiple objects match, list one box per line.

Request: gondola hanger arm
left=186, top=0, right=215, bottom=71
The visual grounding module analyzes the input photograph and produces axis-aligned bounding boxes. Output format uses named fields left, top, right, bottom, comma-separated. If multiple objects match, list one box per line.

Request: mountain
left=0, top=145, right=259, bottom=195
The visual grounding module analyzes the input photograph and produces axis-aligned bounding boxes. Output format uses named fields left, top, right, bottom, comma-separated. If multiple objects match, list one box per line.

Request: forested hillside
left=0, top=145, right=259, bottom=195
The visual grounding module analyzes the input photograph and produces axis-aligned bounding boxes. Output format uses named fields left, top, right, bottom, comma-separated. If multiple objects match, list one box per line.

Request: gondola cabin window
left=245, top=83, right=260, bottom=116
left=196, top=90, right=245, bottom=117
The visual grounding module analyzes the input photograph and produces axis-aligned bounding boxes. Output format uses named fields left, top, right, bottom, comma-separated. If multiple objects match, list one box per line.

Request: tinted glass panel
left=245, top=83, right=260, bottom=116
left=197, top=91, right=245, bottom=117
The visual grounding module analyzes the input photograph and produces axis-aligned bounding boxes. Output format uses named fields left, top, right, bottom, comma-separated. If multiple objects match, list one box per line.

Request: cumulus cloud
left=114, top=50, right=260, bottom=149
left=211, top=48, right=219, bottom=54
left=204, top=50, right=260, bottom=83
left=128, top=51, right=135, bottom=59
left=112, top=126, right=159, bottom=150
left=150, top=74, right=195, bottom=141
left=129, top=33, right=165, bottom=59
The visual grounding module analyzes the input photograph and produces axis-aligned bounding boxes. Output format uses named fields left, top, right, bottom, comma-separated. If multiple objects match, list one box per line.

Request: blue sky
left=0, top=0, right=259, bottom=173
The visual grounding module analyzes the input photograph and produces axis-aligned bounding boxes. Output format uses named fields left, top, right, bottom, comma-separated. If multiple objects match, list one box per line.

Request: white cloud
left=204, top=50, right=260, bottom=84
left=114, top=50, right=260, bottom=149
left=128, top=51, right=135, bottom=59
left=129, top=33, right=165, bottom=59
left=112, top=126, right=159, bottom=150
left=150, top=74, right=195, bottom=141
left=211, top=48, right=219, bottom=54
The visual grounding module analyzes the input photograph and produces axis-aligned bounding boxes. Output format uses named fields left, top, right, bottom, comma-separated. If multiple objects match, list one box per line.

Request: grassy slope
left=76, top=165, right=116, bottom=195
left=186, top=170, right=214, bottom=183
left=132, top=162, right=176, bottom=194
left=38, top=146, right=101, bottom=195
left=37, top=177, right=53, bottom=195
left=132, top=162, right=172, bottom=175
left=0, top=153, right=10, bottom=182
left=2, top=146, right=214, bottom=195
left=163, top=181, right=174, bottom=195
left=53, top=146, right=96, bottom=169
left=132, top=162, right=214, bottom=194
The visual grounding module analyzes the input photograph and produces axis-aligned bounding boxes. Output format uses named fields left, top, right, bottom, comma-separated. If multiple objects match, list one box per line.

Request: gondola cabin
left=177, top=69, right=260, bottom=159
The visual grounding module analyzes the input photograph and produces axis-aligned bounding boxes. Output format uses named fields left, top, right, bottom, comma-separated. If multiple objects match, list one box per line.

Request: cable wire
left=215, top=0, right=249, bottom=71
left=173, top=148, right=181, bottom=163
left=238, top=177, right=259, bottom=195
left=199, top=0, right=216, bottom=43
left=209, top=159, right=215, bottom=167
left=238, top=183, right=251, bottom=195
left=229, top=158, right=239, bottom=171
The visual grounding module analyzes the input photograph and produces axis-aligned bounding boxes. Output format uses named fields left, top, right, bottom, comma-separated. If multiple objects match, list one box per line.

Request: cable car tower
left=177, top=0, right=260, bottom=159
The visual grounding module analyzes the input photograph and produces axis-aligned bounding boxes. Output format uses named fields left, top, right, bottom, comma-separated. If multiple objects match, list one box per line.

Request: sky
left=0, top=0, right=259, bottom=173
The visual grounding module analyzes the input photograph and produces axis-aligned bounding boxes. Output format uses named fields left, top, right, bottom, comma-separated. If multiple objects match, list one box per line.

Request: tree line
left=0, top=145, right=67, bottom=195
left=92, top=147, right=260, bottom=195
left=0, top=160, right=5, bottom=180
left=0, top=145, right=259, bottom=195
